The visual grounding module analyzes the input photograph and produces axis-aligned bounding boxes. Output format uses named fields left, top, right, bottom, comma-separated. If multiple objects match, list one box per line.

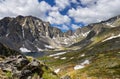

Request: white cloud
left=47, top=11, right=71, bottom=25
left=68, top=7, right=101, bottom=23
left=0, top=0, right=120, bottom=31
left=71, top=24, right=81, bottom=30
left=0, top=0, right=51, bottom=20
left=80, top=0, right=97, bottom=5
left=68, top=0, right=120, bottom=24
left=55, top=0, right=70, bottom=10
left=54, top=0, right=78, bottom=10
left=61, top=25, right=70, bottom=30
left=71, top=0, right=78, bottom=3
left=57, top=25, right=70, bottom=30
left=0, top=0, right=71, bottom=30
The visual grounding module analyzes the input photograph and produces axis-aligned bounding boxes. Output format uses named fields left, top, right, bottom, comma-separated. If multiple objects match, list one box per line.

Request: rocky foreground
left=0, top=55, right=43, bottom=79
left=0, top=43, right=58, bottom=79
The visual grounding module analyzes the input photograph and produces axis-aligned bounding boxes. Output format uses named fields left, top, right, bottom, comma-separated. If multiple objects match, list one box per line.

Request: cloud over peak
left=68, top=0, right=120, bottom=24
left=0, top=0, right=120, bottom=31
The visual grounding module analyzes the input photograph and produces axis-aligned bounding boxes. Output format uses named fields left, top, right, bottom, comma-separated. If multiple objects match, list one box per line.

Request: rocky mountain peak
left=75, top=28, right=81, bottom=35
left=0, top=15, right=120, bottom=52
left=64, top=30, right=73, bottom=37
left=0, top=15, right=65, bottom=52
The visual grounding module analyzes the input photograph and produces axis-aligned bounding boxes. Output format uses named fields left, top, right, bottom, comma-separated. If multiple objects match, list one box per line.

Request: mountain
left=69, top=15, right=120, bottom=49
left=0, top=15, right=64, bottom=52
left=0, top=15, right=87, bottom=52
left=0, top=15, right=120, bottom=79
left=0, top=15, right=100, bottom=52
left=38, top=15, right=120, bottom=79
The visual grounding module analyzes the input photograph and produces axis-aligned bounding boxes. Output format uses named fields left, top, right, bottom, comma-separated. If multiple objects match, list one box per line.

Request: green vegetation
left=5, top=71, right=12, bottom=79
left=27, top=56, right=59, bottom=79
left=38, top=31, right=120, bottom=78
left=42, top=65, right=59, bottom=79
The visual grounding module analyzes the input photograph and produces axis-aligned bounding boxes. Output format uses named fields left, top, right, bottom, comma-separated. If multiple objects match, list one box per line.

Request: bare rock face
left=0, top=15, right=83, bottom=52
left=0, top=15, right=120, bottom=52
left=64, top=30, right=73, bottom=37
left=0, top=15, right=64, bottom=52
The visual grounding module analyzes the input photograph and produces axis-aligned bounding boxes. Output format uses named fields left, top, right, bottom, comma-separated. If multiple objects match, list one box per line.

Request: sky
left=0, top=0, right=120, bottom=31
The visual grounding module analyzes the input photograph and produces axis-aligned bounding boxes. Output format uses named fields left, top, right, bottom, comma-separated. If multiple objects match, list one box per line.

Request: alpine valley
left=0, top=15, right=120, bottom=79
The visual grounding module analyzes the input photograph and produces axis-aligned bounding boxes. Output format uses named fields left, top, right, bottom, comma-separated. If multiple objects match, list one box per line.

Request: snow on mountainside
left=0, top=15, right=92, bottom=52
left=106, top=23, right=116, bottom=27
left=0, top=15, right=120, bottom=79
left=0, top=15, right=120, bottom=52
left=102, top=34, right=120, bottom=42
left=49, top=52, right=67, bottom=57
left=20, top=47, right=31, bottom=52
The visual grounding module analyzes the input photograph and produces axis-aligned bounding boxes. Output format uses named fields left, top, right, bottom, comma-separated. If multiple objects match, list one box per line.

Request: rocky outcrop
left=0, top=55, right=42, bottom=79
left=0, top=43, right=58, bottom=79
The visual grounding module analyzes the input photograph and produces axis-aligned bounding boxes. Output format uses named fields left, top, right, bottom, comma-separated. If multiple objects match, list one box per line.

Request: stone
left=61, top=75, right=71, bottom=79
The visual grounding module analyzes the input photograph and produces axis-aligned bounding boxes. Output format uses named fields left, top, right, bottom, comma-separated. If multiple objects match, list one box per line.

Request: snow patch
left=45, top=45, right=54, bottom=49
left=64, top=38, right=69, bottom=44
left=74, top=60, right=90, bottom=70
left=60, top=57, right=66, bottom=60
left=38, top=22, right=42, bottom=25
left=6, top=33, right=9, bottom=37
left=49, top=52, right=67, bottom=57
left=81, top=54, right=85, bottom=57
left=118, top=52, right=120, bottom=54
left=102, top=34, right=120, bottom=42
left=81, top=60, right=90, bottom=65
left=54, top=56, right=59, bottom=59
left=74, top=65, right=84, bottom=70
left=43, top=23, right=46, bottom=26
left=70, top=57, right=74, bottom=59
left=20, top=47, right=31, bottom=52
left=54, top=68, right=60, bottom=73
left=36, top=46, right=43, bottom=51
left=52, top=37, right=56, bottom=39
left=82, top=31, right=90, bottom=37
left=106, top=23, right=116, bottom=27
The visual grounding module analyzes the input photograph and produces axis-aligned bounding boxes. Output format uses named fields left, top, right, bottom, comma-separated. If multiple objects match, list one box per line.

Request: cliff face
left=0, top=15, right=83, bottom=52
left=0, top=15, right=63, bottom=52
left=0, top=15, right=120, bottom=52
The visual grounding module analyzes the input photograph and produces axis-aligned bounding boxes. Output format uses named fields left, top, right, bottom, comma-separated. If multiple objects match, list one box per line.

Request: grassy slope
left=38, top=26, right=120, bottom=78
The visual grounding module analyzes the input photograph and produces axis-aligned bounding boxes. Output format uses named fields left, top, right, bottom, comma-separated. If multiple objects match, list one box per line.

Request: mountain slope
left=38, top=15, right=120, bottom=79
left=0, top=15, right=64, bottom=52
left=0, top=15, right=120, bottom=79
left=0, top=15, right=95, bottom=52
